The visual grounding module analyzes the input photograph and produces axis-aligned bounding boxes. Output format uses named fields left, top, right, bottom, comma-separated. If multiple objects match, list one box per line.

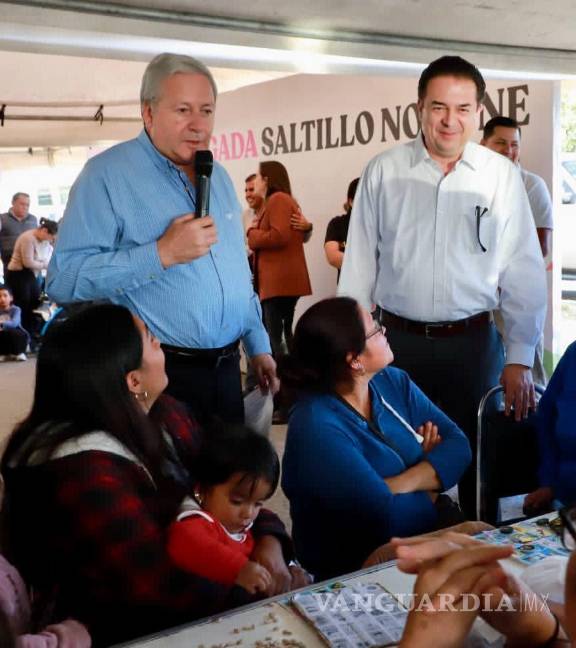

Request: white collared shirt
left=338, top=136, right=546, bottom=367
left=520, top=167, right=553, bottom=229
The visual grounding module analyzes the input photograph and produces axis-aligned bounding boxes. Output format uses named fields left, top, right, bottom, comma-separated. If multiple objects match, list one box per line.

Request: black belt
left=376, top=308, right=491, bottom=339
left=161, top=339, right=240, bottom=362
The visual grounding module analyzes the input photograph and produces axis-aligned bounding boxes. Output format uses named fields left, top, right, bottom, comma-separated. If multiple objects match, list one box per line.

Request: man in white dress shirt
left=481, top=116, right=552, bottom=258
left=338, top=56, right=546, bottom=517
left=481, top=115, right=553, bottom=386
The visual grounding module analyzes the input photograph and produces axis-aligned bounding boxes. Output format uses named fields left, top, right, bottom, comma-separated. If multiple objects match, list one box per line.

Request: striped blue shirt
left=47, top=130, right=271, bottom=355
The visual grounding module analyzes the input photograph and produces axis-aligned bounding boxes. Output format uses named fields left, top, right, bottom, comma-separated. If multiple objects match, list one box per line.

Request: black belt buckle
left=424, top=322, right=445, bottom=339
left=216, top=343, right=239, bottom=365
left=162, top=340, right=239, bottom=362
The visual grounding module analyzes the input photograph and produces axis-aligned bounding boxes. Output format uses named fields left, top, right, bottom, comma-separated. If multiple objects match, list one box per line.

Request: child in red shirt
left=167, top=425, right=280, bottom=594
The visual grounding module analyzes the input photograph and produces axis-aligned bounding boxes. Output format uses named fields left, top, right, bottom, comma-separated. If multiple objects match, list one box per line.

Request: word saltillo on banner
left=212, top=79, right=531, bottom=161
left=213, top=72, right=555, bottom=369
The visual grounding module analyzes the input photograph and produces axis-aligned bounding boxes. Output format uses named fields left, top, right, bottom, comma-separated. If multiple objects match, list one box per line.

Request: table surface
left=117, top=517, right=551, bottom=648
left=118, top=559, right=531, bottom=648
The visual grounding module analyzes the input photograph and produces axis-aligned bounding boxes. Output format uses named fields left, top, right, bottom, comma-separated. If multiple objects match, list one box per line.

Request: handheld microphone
left=194, top=150, right=214, bottom=218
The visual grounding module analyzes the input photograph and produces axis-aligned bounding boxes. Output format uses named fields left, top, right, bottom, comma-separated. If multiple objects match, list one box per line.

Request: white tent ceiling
left=0, top=51, right=292, bottom=148
left=1, top=0, right=576, bottom=148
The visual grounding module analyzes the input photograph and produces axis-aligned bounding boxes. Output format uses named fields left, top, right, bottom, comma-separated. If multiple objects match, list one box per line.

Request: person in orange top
left=247, top=161, right=312, bottom=358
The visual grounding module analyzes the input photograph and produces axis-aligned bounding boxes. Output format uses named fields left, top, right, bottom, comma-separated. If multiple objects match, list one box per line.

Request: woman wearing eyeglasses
left=279, top=297, right=472, bottom=581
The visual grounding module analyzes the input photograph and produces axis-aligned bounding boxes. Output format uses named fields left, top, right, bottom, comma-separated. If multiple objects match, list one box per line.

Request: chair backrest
left=476, top=384, right=545, bottom=524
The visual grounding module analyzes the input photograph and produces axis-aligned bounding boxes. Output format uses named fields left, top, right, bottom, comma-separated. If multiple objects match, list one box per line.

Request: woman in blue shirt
left=279, top=297, right=471, bottom=580
left=524, top=341, right=576, bottom=515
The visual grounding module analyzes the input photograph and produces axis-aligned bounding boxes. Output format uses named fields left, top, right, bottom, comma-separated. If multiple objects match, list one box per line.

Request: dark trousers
left=383, top=321, right=504, bottom=519
left=1, top=252, right=11, bottom=277
left=261, top=296, right=299, bottom=358
left=0, top=329, right=28, bottom=355
left=163, top=347, right=244, bottom=425
left=4, top=269, right=40, bottom=336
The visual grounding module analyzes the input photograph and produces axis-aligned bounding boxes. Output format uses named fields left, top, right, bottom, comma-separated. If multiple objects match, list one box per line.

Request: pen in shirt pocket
left=475, top=205, right=488, bottom=252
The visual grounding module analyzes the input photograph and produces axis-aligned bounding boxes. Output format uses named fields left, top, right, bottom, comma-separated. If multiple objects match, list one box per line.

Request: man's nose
left=186, top=111, right=203, bottom=129
left=441, top=109, right=456, bottom=126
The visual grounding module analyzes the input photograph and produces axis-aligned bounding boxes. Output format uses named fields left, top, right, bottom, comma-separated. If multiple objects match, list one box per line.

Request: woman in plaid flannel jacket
left=1, top=304, right=293, bottom=647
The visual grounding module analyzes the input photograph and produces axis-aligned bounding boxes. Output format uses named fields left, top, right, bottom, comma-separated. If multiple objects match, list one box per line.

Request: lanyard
left=378, top=394, right=424, bottom=443
left=335, top=390, right=425, bottom=447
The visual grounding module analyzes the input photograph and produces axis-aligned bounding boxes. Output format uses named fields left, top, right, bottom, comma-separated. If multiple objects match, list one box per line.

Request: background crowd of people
left=0, top=195, right=58, bottom=360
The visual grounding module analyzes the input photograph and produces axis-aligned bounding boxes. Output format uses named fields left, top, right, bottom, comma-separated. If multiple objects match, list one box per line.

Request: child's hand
left=419, top=421, right=442, bottom=453
left=236, top=560, right=272, bottom=594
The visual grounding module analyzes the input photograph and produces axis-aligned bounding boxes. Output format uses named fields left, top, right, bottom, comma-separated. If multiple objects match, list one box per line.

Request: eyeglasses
left=559, top=505, right=576, bottom=551
left=366, top=321, right=384, bottom=340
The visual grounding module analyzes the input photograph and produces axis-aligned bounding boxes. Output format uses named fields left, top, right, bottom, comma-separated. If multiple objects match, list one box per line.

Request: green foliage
left=561, top=90, right=576, bottom=153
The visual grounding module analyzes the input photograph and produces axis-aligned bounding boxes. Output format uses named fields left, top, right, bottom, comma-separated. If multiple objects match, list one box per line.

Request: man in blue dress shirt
left=47, top=53, right=277, bottom=424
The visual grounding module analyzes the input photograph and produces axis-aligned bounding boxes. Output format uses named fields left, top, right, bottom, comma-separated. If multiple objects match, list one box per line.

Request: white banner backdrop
left=212, top=73, right=557, bottom=364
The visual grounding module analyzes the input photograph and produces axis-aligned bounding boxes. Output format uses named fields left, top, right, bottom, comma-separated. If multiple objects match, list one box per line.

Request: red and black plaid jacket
left=3, top=395, right=291, bottom=647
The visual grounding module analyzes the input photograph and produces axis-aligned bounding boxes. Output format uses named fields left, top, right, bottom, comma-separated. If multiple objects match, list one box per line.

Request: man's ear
left=142, top=102, right=154, bottom=132
left=126, top=369, right=142, bottom=397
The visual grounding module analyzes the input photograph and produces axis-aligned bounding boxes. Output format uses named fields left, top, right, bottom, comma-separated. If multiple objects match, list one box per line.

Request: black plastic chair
left=476, top=384, right=545, bottom=525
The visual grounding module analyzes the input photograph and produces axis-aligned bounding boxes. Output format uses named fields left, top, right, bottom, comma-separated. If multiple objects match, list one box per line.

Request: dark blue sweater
left=282, top=367, right=471, bottom=580
left=537, top=341, right=576, bottom=505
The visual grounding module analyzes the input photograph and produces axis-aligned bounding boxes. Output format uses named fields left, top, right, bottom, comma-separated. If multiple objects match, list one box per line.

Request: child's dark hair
left=194, top=422, right=280, bottom=498
left=0, top=284, right=13, bottom=297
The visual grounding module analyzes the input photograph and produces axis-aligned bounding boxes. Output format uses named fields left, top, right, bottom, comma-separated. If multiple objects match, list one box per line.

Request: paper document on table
left=498, top=494, right=527, bottom=522
left=292, top=581, right=407, bottom=647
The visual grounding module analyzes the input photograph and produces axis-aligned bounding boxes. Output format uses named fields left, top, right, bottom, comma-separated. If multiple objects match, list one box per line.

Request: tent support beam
left=4, top=0, right=576, bottom=64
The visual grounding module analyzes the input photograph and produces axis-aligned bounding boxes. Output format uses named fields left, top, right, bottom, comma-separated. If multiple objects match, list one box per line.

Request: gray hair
left=140, top=53, right=218, bottom=106
left=12, top=192, right=30, bottom=203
